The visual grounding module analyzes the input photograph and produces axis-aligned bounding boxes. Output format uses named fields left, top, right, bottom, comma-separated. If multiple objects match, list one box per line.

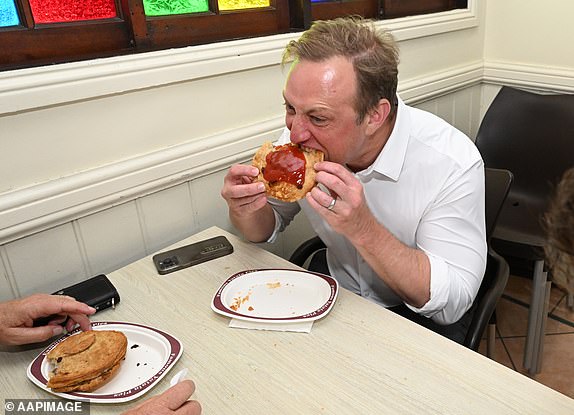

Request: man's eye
left=284, top=103, right=295, bottom=114
left=310, top=116, right=327, bottom=125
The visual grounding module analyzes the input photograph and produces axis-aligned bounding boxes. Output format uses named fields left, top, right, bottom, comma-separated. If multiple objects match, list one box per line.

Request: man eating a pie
left=221, top=17, right=486, bottom=343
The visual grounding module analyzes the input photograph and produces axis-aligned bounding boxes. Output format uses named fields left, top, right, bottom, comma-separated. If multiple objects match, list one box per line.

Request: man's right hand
left=220, top=164, right=275, bottom=243
left=221, top=164, right=267, bottom=215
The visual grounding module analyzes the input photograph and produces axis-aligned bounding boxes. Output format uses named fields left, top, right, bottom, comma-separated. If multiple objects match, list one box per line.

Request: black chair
left=475, top=86, right=574, bottom=373
left=289, top=167, right=513, bottom=355
left=465, top=168, right=513, bottom=354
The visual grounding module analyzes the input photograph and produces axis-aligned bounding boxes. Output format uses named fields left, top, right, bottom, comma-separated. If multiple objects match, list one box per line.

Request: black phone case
left=52, top=274, right=120, bottom=311
left=33, top=274, right=120, bottom=327
left=153, top=235, right=234, bottom=275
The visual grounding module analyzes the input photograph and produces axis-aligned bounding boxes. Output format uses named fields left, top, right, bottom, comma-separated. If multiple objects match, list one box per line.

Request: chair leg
left=486, top=323, right=496, bottom=358
left=530, top=282, right=552, bottom=374
left=523, top=260, right=549, bottom=375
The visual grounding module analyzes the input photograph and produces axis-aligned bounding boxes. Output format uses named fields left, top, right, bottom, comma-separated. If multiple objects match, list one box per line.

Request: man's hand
left=122, top=380, right=201, bottom=415
left=0, top=294, right=96, bottom=346
left=221, top=164, right=267, bottom=216
left=306, top=161, right=376, bottom=240
left=221, top=164, right=276, bottom=243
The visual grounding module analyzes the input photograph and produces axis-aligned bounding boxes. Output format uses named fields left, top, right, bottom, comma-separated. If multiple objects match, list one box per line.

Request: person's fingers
left=54, top=295, right=97, bottom=316
left=308, top=187, right=335, bottom=211
left=158, top=380, right=196, bottom=411
left=27, top=294, right=96, bottom=320
left=67, top=313, right=92, bottom=332
left=1, top=325, right=63, bottom=346
left=175, top=400, right=202, bottom=415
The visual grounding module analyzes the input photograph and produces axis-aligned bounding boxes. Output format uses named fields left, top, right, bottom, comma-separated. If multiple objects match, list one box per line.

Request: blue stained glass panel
left=0, top=0, right=20, bottom=27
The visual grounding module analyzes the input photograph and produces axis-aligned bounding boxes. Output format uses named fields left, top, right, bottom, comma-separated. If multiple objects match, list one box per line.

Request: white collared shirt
left=268, top=97, right=486, bottom=324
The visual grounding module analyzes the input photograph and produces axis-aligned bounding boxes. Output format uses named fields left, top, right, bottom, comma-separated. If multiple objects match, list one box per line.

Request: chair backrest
left=484, top=168, right=513, bottom=241
left=475, top=86, right=574, bottom=218
left=464, top=168, right=513, bottom=351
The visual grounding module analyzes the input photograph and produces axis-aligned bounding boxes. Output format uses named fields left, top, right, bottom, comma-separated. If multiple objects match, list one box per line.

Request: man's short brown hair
left=283, top=16, right=400, bottom=124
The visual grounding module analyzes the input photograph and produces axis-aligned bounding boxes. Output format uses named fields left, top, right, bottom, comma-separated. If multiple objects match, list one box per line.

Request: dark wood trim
left=312, top=0, right=380, bottom=21
left=16, top=0, right=34, bottom=28
left=0, top=20, right=133, bottom=69
left=381, top=0, right=465, bottom=19
left=144, top=4, right=290, bottom=49
left=0, top=0, right=467, bottom=71
left=289, top=0, right=312, bottom=29
left=122, top=0, right=149, bottom=49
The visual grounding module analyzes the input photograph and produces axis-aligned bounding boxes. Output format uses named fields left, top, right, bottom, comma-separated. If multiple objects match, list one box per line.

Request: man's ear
left=365, top=99, right=392, bottom=135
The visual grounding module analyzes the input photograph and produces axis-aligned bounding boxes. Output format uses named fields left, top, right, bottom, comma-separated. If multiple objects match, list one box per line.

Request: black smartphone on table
left=152, top=235, right=234, bottom=275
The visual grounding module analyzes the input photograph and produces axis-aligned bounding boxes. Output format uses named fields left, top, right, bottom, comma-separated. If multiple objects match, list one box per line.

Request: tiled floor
left=479, top=274, right=574, bottom=398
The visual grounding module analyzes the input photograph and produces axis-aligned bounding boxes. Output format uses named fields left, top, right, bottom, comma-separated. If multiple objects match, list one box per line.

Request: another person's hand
left=221, top=164, right=267, bottom=216
left=122, top=380, right=201, bottom=415
left=0, top=294, right=95, bottom=346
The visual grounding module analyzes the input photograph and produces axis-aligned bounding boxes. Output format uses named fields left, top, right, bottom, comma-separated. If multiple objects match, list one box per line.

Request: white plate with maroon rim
left=211, top=268, right=338, bottom=323
left=27, top=321, right=183, bottom=403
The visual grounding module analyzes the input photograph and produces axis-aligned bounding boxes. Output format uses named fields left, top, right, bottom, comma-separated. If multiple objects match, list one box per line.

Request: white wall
left=1, top=0, right=572, bottom=300
left=484, top=0, right=574, bottom=71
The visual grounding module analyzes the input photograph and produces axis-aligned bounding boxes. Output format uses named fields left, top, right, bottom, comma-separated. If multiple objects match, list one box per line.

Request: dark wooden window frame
left=0, top=0, right=467, bottom=71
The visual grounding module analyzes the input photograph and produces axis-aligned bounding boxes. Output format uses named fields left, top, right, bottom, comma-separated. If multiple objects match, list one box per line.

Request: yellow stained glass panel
left=218, top=0, right=269, bottom=11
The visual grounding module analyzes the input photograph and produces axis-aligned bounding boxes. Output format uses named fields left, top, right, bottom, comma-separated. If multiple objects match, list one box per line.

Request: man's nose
left=289, top=115, right=311, bottom=144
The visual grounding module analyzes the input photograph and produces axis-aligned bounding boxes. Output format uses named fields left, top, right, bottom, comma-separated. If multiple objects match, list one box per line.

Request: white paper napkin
left=229, top=318, right=313, bottom=333
left=169, top=368, right=189, bottom=386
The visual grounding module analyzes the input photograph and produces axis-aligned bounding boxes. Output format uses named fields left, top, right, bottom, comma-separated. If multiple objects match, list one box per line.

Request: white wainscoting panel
left=0, top=255, right=17, bottom=302
left=3, top=224, right=87, bottom=297
left=189, top=170, right=235, bottom=236
left=412, top=84, right=482, bottom=140
left=137, top=182, right=197, bottom=255
left=76, top=202, right=146, bottom=279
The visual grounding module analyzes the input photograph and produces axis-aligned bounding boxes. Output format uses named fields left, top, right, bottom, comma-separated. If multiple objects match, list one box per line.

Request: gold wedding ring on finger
left=327, top=198, right=336, bottom=211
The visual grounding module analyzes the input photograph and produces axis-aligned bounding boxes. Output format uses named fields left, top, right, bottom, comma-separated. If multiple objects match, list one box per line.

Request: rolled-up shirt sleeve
left=407, top=161, right=487, bottom=324
left=266, top=199, right=301, bottom=243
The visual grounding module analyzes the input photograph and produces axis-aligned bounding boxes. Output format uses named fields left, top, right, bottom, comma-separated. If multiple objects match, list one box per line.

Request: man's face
left=283, top=56, right=371, bottom=166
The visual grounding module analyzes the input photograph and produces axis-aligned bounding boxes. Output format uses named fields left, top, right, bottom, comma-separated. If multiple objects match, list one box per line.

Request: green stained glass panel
left=0, top=0, right=20, bottom=27
left=218, top=0, right=269, bottom=11
left=143, top=0, right=209, bottom=16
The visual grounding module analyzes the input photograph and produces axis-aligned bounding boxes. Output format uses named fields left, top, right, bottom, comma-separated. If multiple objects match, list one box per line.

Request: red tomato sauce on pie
left=263, top=145, right=306, bottom=188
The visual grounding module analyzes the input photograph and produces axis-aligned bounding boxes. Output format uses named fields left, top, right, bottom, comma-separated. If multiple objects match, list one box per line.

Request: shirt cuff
left=406, top=252, right=449, bottom=317
left=266, top=208, right=284, bottom=243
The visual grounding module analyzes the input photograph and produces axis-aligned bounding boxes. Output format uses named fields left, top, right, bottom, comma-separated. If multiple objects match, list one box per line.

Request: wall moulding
left=483, top=61, right=574, bottom=93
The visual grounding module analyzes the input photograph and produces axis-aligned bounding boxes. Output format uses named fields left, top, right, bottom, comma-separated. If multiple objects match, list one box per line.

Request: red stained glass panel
left=29, top=0, right=117, bottom=24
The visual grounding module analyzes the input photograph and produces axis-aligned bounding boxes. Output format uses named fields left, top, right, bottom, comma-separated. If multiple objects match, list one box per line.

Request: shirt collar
left=357, top=96, right=410, bottom=181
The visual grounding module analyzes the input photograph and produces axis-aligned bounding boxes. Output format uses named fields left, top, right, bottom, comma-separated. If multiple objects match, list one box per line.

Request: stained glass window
left=29, top=0, right=117, bottom=24
left=218, top=0, right=270, bottom=11
left=143, top=0, right=209, bottom=16
left=0, top=0, right=19, bottom=27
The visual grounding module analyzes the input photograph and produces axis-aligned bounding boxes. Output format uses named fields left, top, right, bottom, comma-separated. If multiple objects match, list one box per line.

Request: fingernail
left=258, top=183, right=265, bottom=191
left=52, top=326, right=64, bottom=336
